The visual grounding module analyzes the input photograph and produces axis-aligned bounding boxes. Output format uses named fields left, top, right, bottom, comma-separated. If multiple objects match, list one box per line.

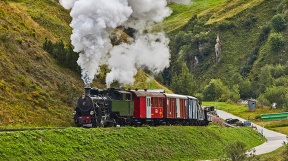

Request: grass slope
left=0, top=0, right=83, bottom=126
left=0, top=0, right=175, bottom=127
left=0, top=126, right=264, bottom=161
left=157, top=0, right=227, bottom=32
left=161, top=0, right=264, bottom=32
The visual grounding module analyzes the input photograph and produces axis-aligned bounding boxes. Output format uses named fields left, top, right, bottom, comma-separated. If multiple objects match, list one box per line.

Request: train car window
left=159, top=98, right=162, bottom=106
left=153, top=98, right=158, bottom=107
left=115, top=92, right=121, bottom=100
left=126, top=94, right=131, bottom=100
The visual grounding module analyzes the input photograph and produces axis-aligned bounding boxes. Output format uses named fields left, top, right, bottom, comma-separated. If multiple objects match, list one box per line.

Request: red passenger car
left=131, top=91, right=165, bottom=121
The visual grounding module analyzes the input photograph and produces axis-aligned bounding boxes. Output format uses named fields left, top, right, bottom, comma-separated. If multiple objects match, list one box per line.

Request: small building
left=248, top=99, right=256, bottom=111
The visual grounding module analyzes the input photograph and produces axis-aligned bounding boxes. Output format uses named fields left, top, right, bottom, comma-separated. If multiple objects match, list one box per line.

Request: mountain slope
left=0, top=1, right=83, bottom=126
left=0, top=0, right=172, bottom=126
left=165, top=0, right=288, bottom=104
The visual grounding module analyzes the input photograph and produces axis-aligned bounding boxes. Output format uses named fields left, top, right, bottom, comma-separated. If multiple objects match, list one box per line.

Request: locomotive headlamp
left=90, top=111, right=94, bottom=115
left=73, top=111, right=76, bottom=115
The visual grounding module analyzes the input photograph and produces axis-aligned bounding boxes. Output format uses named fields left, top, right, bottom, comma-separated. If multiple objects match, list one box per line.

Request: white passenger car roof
left=187, top=96, right=197, bottom=100
left=164, top=93, right=188, bottom=99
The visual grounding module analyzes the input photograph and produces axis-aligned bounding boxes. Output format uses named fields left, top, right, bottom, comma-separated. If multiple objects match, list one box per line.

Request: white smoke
left=61, top=0, right=189, bottom=87
left=59, top=0, right=78, bottom=9
left=69, top=0, right=132, bottom=86
left=106, top=33, right=170, bottom=87
left=128, top=0, right=172, bottom=22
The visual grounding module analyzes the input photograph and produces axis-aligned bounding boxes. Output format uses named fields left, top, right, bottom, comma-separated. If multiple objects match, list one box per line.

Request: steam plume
left=60, top=0, right=190, bottom=87
left=106, top=33, right=170, bottom=87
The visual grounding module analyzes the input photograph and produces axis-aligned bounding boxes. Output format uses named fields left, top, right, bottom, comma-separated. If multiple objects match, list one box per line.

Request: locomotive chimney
left=84, top=87, right=91, bottom=96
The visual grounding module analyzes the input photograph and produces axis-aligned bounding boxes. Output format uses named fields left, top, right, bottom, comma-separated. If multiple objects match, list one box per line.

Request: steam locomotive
left=73, top=87, right=211, bottom=127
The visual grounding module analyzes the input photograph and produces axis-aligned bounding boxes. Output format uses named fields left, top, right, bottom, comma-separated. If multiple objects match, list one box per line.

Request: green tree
left=271, top=14, right=286, bottom=32
left=257, top=24, right=271, bottom=44
left=229, top=73, right=243, bottom=88
left=170, top=62, right=196, bottom=95
left=258, top=65, right=273, bottom=94
left=227, top=84, right=240, bottom=102
left=43, top=39, right=80, bottom=74
left=239, top=79, right=254, bottom=99
left=161, top=67, right=172, bottom=86
left=202, top=79, right=230, bottom=101
left=258, top=86, right=288, bottom=109
left=269, top=33, right=285, bottom=52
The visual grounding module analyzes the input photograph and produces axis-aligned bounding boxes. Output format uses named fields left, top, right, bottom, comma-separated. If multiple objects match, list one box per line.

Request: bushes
left=170, top=63, right=197, bottom=95
left=271, top=14, right=286, bottom=32
left=222, top=141, right=258, bottom=161
left=258, top=86, right=288, bottom=109
left=269, top=33, right=285, bottom=52
left=257, top=24, right=271, bottom=44
left=240, top=47, right=259, bottom=77
left=43, top=39, right=80, bottom=74
left=217, top=20, right=236, bottom=31
left=202, top=79, right=239, bottom=102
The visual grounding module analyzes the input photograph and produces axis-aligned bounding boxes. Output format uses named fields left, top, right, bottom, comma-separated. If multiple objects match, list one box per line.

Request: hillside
left=0, top=0, right=170, bottom=127
left=0, top=0, right=82, bottom=126
left=163, top=0, right=288, bottom=109
left=0, top=126, right=264, bottom=160
left=2, top=0, right=288, bottom=126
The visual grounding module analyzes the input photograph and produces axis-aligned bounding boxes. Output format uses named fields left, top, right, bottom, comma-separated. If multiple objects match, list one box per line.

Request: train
left=73, top=87, right=211, bottom=127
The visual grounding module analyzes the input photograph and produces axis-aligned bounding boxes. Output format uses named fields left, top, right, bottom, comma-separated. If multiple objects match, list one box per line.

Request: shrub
left=240, top=47, right=259, bottom=77
left=257, top=24, right=271, bottom=44
left=270, top=64, right=284, bottom=78
left=202, top=79, right=233, bottom=101
left=217, top=20, right=236, bottom=31
left=269, top=33, right=284, bottom=52
left=43, top=39, right=80, bottom=74
left=258, top=86, right=288, bottom=108
left=222, top=141, right=247, bottom=161
left=242, top=14, right=257, bottom=29
left=271, top=14, right=286, bottom=32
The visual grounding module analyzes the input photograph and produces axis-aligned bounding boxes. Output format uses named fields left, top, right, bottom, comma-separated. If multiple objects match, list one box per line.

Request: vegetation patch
left=0, top=126, right=264, bottom=160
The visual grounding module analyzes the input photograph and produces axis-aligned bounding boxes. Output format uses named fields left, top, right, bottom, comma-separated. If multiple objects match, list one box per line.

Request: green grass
left=152, top=0, right=227, bottom=32
left=0, top=126, right=264, bottom=160
left=158, top=0, right=264, bottom=32
left=204, top=0, right=265, bottom=24
left=258, top=144, right=288, bottom=161
left=270, top=126, right=288, bottom=135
